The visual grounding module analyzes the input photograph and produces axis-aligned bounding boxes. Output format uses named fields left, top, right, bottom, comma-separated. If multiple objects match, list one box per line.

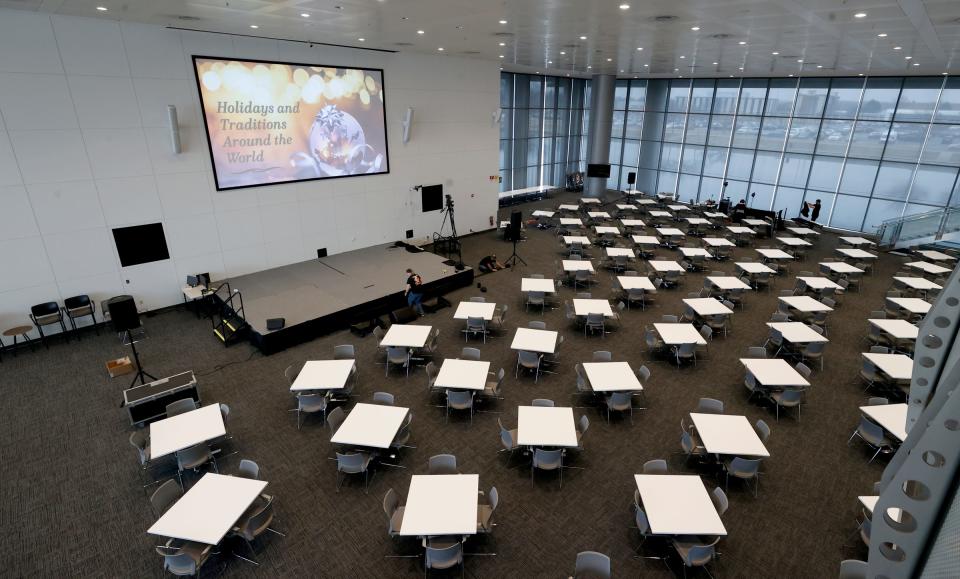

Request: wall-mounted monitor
left=112, top=223, right=170, bottom=267
left=421, top=185, right=443, bottom=212
left=192, top=56, right=390, bottom=190
left=587, top=164, right=611, bottom=178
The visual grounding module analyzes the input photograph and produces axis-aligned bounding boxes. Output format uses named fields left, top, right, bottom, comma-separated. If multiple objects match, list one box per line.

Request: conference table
left=331, top=403, right=409, bottom=449
left=617, top=275, right=656, bottom=291
left=562, top=259, right=595, bottom=273
left=572, top=298, right=615, bottom=317
left=886, top=297, right=931, bottom=318
left=706, top=276, right=752, bottom=291
left=510, top=327, right=558, bottom=354
left=868, top=319, right=918, bottom=347
left=653, top=323, right=707, bottom=345
left=797, top=276, right=842, bottom=291
left=683, top=298, right=734, bottom=318
left=787, top=227, right=819, bottom=237
left=915, top=250, right=956, bottom=262
left=766, top=322, right=829, bottom=345
left=562, top=235, right=592, bottom=246
left=836, top=248, right=877, bottom=260
left=453, top=301, right=496, bottom=321
left=905, top=261, right=951, bottom=277
left=779, top=295, right=834, bottom=314
left=893, top=276, right=941, bottom=292
left=838, top=236, right=875, bottom=246
left=620, top=219, right=646, bottom=228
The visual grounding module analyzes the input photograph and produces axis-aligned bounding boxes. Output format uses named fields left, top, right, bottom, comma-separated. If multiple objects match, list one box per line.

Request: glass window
left=863, top=199, right=905, bottom=231
left=751, top=151, right=781, bottom=184
left=732, top=116, right=761, bottom=148
left=702, top=147, right=728, bottom=177
left=690, top=79, right=715, bottom=113
left=624, top=112, right=644, bottom=140
left=499, top=109, right=513, bottom=139
left=859, top=78, right=901, bottom=121
left=816, top=120, right=854, bottom=156
left=895, top=78, right=942, bottom=122
left=526, top=139, right=542, bottom=166
left=528, top=76, right=544, bottom=107
left=641, top=112, right=664, bottom=141
left=658, top=171, right=678, bottom=192
left=795, top=78, right=829, bottom=117
left=758, top=117, right=789, bottom=150
left=619, top=166, right=639, bottom=189
left=738, top=79, right=767, bottom=115
left=829, top=194, right=869, bottom=230
left=609, top=139, right=622, bottom=165
left=606, top=166, right=621, bottom=190
left=543, top=109, right=557, bottom=138
left=713, top=79, right=740, bottom=114
left=681, top=145, right=705, bottom=174
left=544, top=77, right=557, bottom=109
left=883, top=122, right=927, bottom=163
left=774, top=186, right=805, bottom=218
left=824, top=78, right=863, bottom=119
left=873, top=162, right=914, bottom=201
left=627, top=81, right=647, bottom=110
left=669, top=80, right=691, bottom=112
left=557, top=78, right=571, bottom=107
left=724, top=180, right=748, bottom=204
left=838, top=159, right=879, bottom=196
left=934, top=77, right=960, bottom=123
left=779, top=154, right=811, bottom=188
left=848, top=121, right=891, bottom=159
left=786, top=119, right=820, bottom=153
left=764, top=78, right=797, bottom=116
left=636, top=169, right=658, bottom=192
left=660, top=143, right=681, bottom=171
left=678, top=173, right=700, bottom=201
left=920, top=125, right=960, bottom=166
left=727, top=149, right=754, bottom=180
left=645, top=80, right=669, bottom=112
left=622, top=140, right=641, bottom=166
left=700, top=177, right=724, bottom=201
left=747, top=183, right=775, bottom=210
left=500, top=74, right=513, bottom=108
left=611, top=111, right=625, bottom=139
left=614, top=80, right=629, bottom=110
left=527, top=109, right=542, bottom=134
left=708, top=116, right=734, bottom=146
left=905, top=203, right=940, bottom=218
left=542, top=137, right=554, bottom=166
left=639, top=140, right=660, bottom=169
left=684, top=114, right=710, bottom=144
left=808, top=156, right=843, bottom=191
left=664, top=113, right=687, bottom=142
left=910, top=165, right=958, bottom=206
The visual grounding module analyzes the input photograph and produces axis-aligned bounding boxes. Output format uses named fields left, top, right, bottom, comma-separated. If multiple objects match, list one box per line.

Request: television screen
left=112, top=223, right=170, bottom=267
left=587, top=164, right=611, bottom=178
left=421, top=184, right=443, bottom=212
left=192, top=56, right=389, bottom=190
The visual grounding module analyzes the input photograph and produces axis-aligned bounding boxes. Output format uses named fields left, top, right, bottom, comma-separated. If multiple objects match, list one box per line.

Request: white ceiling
left=4, top=0, right=960, bottom=78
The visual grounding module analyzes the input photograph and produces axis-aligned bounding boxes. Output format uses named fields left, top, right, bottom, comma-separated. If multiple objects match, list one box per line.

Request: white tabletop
left=893, top=276, right=942, bottom=290
left=454, top=301, right=497, bottom=321
left=559, top=218, right=583, bottom=226
left=399, top=474, right=479, bottom=537
left=680, top=248, right=712, bottom=258
left=649, top=210, right=672, bottom=218
left=863, top=353, right=914, bottom=381
left=819, top=261, right=864, bottom=274
left=649, top=260, right=685, bottom=272
left=331, top=403, right=409, bottom=449
left=581, top=198, right=601, bottom=205
left=182, top=285, right=208, bottom=300
left=634, top=475, right=727, bottom=536
left=587, top=211, right=611, bottom=219
left=380, top=324, right=433, bottom=348
left=595, top=226, right=620, bottom=235
left=787, top=227, right=819, bottom=236
left=777, top=236, right=812, bottom=247
left=522, top=278, right=556, bottom=293
left=707, top=276, right=752, bottom=290
left=737, top=262, right=776, bottom=274
left=634, top=198, right=656, bottom=205
left=148, top=473, right=267, bottom=545
left=654, top=323, right=707, bottom=345
left=563, top=235, right=592, bottom=246
left=511, top=328, right=558, bottom=354
left=859, top=495, right=903, bottom=521
left=686, top=218, right=711, bottom=225
left=532, top=210, right=555, bottom=217
left=727, top=226, right=756, bottom=235
left=767, top=322, right=829, bottom=344
left=869, top=319, right=919, bottom=340
left=583, top=362, right=644, bottom=393
left=690, top=413, right=771, bottom=458
left=779, top=295, right=834, bottom=312
left=906, top=261, right=951, bottom=275
left=797, top=276, right=843, bottom=290
left=606, top=247, right=635, bottom=258
left=656, top=227, right=686, bottom=237
left=150, top=404, right=226, bottom=460
left=290, top=360, right=356, bottom=392
left=633, top=235, right=661, bottom=245
left=887, top=297, right=931, bottom=314
left=621, top=219, right=646, bottom=227
left=618, top=275, right=656, bottom=290
left=562, top=259, right=595, bottom=272
left=668, top=204, right=690, bottom=211
left=839, top=236, right=875, bottom=246
left=517, top=406, right=578, bottom=447
left=434, top=359, right=491, bottom=391
left=703, top=237, right=736, bottom=247
left=861, top=403, right=908, bottom=442
left=837, top=248, right=877, bottom=259
left=741, top=218, right=767, bottom=226
left=756, top=248, right=793, bottom=260
left=705, top=212, right=729, bottom=219
left=616, top=204, right=638, bottom=211
left=916, top=250, right=956, bottom=261
left=573, top=299, right=615, bottom=317
left=740, top=358, right=811, bottom=387
left=558, top=204, right=579, bottom=211
left=684, top=298, right=734, bottom=316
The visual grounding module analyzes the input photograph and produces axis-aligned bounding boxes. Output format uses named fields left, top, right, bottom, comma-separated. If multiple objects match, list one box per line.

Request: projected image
left=193, top=56, right=389, bottom=190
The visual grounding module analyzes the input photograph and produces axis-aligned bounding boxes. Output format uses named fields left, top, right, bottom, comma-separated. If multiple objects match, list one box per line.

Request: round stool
left=2, top=325, right=35, bottom=357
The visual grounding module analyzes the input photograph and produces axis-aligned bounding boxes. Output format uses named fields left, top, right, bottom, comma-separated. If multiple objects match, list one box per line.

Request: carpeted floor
left=0, top=189, right=904, bottom=578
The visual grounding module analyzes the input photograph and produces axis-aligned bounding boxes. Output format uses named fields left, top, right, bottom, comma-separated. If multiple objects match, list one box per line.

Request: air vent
left=709, top=33, right=733, bottom=39
left=165, top=14, right=203, bottom=21
left=778, top=55, right=801, bottom=59
left=461, top=50, right=481, bottom=55
left=651, top=15, right=678, bottom=22
left=394, top=42, right=415, bottom=46
left=494, top=32, right=515, bottom=38
left=562, top=43, right=580, bottom=48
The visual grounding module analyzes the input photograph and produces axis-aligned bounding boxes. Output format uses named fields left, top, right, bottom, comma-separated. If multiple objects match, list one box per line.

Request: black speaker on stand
left=504, top=210, right=526, bottom=267
left=627, top=171, right=636, bottom=186
left=106, top=295, right=155, bottom=387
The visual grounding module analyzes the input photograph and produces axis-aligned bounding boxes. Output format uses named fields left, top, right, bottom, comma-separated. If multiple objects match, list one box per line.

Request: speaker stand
left=504, top=237, right=526, bottom=268
left=122, top=328, right=157, bottom=387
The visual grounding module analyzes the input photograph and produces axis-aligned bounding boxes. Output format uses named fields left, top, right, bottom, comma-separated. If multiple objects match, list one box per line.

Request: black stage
left=221, top=243, right=473, bottom=354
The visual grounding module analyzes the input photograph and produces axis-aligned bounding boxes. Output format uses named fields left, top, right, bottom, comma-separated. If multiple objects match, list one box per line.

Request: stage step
left=214, top=316, right=248, bottom=345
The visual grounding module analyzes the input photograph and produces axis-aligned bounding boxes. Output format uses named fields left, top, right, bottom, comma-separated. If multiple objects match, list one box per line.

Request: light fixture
left=560, top=51, right=566, bottom=55
left=817, top=65, right=823, bottom=69
left=438, top=47, right=444, bottom=51
left=789, top=74, right=794, bottom=77
left=905, top=56, right=912, bottom=60
left=943, top=72, right=949, bottom=76
left=606, top=58, right=612, bottom=62
left=417, top=30, right=425, bottom=35
left=712, top=62, right=718, bottom=65
left=854, top=12, right=867, bottom=18
left=619, top=69, right=624, bottom=72
left=587, top=65, right=593, bottom=69
left=797, top=59, right=803, bottom=62
left=913, top=63, right=920, bottom=66
left=580, top=36, right=588, bottom=40
left=691, top=26, right=700, bottom=31
left=643, top=64, right=649, bottom=67
left=738, top=41, right=747, bottom=45
left=549, top=61, right=553, bottom=64
left=301, top=13, right=310, bottom=18
left=679, top=55, right=686, bottom=59
left=772, top=52, right=779, bottom=55
left=499, top=42, right=505, bottom=46
left=858, top=73, right=864, bottom=76
left=636, top=47, right=643, bottom=51
left=619, top=4, right=630, bottom=10
left=96, top=6, right=108, bottom=11
left=499, top=19, right=508, bottom=24
left=877, top=33, right=887, bottom=37
left=249, top=24, right=258, bottom=29
left=499, top=55, right=504, bottom=58
left=358, top=38, right=365, bottom=41
left=893, top=46, right=902, bottom=50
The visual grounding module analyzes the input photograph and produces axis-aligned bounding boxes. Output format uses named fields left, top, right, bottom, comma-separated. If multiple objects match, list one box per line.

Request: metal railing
left=876, top=205, right=960, bottom=249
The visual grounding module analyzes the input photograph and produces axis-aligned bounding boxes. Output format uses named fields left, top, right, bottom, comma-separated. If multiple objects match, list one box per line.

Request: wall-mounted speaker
left=401, top=107, right=414, bottom=143
left=167, top=105, right=181, bottom=154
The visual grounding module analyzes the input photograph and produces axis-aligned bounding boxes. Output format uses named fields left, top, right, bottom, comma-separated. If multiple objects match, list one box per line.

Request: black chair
left=62, top=295, right=98, bottom=339
left=30, top=302, right=68, bottom=348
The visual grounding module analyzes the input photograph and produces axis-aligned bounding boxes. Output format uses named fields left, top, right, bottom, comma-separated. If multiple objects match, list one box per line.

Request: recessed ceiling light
left=679, top=55, right=686, bottom=59
left=817, top=65, right=823, bottom=69
left=691, top=26, right=700, bottom=31
left=499, top=20, right=508, bottom=24
left=580, top=36, right=588, bottom=40
left=730, top=75, right=734, bottom=78
left=739, top=67, right=744, bottom=70
left=536, top=71, right=540, bottom=74
left=797, top=59, right=803, bottom=62
left=249, top=24, right=258, bottom=29
left=905, top=56, right=912, bottom=60
left=788, top=74, right=794, bottom=77
left=619, top=4, right=630, bottom=10
left=634, top=76, right=638, bottom=79
left=893, top=46, right=902, bottom=50
left=619, top=69, right=624, bottom=72
left=854, top=12, right=867, bottom=18
left=643, top=64, right=649, bottom=67
left=96, top=6, right=108, bottom=11
left=587, top=65, right=593, bottom=69
left=499, top=42, right=505, bottom=46
left=913, top=63, right=920, bottom=66
left=417, top=30, right=425, bottom=34
left=498, top=55, right=504, bottom=58
left=438, top=47, right=444, bottom=51
left=301, top=13, right=310, bottom=18
left=636, top=47, right=643, bottom=51
left=943, top=72, right=949, bottom=75
left=606, top=58, right=612, bottom=62
left=549, top=61, right=554, bottom=64
left=335, top=5, right=343, bottom=10
left=358, top=38, right=365, bottom=42
left=738, top=41, right=747, bottom=45
left=877, top=33, right=887, bottom=37
left=712, top=62, right=718, bottom=65
left=560, top=51, right=566, bottom=55
left=858, top=73, right=864, bottom=76
left=772, top=52, right=779, bottom=55
left=674, top=68, right=679, bottom=71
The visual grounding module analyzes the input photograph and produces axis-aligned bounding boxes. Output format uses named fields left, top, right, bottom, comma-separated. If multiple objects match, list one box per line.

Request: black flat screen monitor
left=421, top=184, right=443, bottom=212
left=112, top=223, right=170, bottom=267
left=587, top=164, right=611, bottom=178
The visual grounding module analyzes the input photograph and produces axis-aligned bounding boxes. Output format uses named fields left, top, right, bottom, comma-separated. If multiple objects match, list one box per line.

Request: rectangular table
left=633, top=235, right=661, bottom=246
left=756, top=248, right=793, bottom=260
left=634, top=475, right=727, bottom=536
left=562, top=235, right=592, bottom=246
left=399, top=474, right=480, bottom=537
left=595, top=226, right=620, bottom=235
left=916, top=250, right=956, bottom=262
left=820, top=261, right=864, bottom=274
left=839, top=236, right=875, bottom=246
left=573, top=299, right=615, bottom=317
left=686, top=218, right=711, bottom=225
left=532, top=210, right=555, bottom=218
left=779, top=295, right=834, bottom=313
left=581, top=198, right=601, bottom=205
left=150, top=404, right=227, bottom=460
left=869, top=319, right=919, bottom=341
left=517, top=406, right=578, bottom=447
left=797, top=276, right=842, bottom=290
left=668, top=205, right=690, bottom=212
left=736, top=262, right=776, bottom=274
left=861, top=403, right=908, bottom=442
left=740, top=358, right=811, bottom=387
left=863, top=353, right=913, bottom=382
left=380, top=324, right=433, bottom=348
left=587, top=212, right=611, bottom=220
left=290, top=360, right=356, bottom=392
left=741, top=218, right=768, bottom=227
left=559, top=218, right=584, bottom=226
left=558, top=204, right=579, bottom=212
left=887, top=297, right=931, bottom=315
left=703, top=237, right=736, bottom=247
left=331, top=403, right=410, bottom=449
left=511, top=328, right=558, bottom=354
left=767, top=322, right=829, bottom=344
left=727, top=226, right=756, bottom=235
left=521, top=278, right=556, bottom=293
left=654, top=323, right=707, bottom=345
left=704, top=212, right=727, bottom=219
left=777, top=237, right=812, bottom=247
left=683, top=298, right=734, bottom=317
left=606, top=247, right=635, bottom=258
left=679, top=248, right=712, bottom=258
left=893, top=277, right=942, bottom=291
left=434, top=359, right=491, bottom=391
left=707, top=276, right=752, bottom=291
left=148, top=473, right=268, bottom=545
left=454, top=301, right=496, bottom=321
left=787, top=227, right=819, bottom=236
left=690, top=413, right=770, bottom=457
left=656, top=228, right=685, bottom=238
left=837, top=248, right=877, bottom=260
left=562, top=260, right=595, bottom=273
left=616, top=204, right=638, bottom=211
left=905, top=261, right=951, bottom=276
left=648, top=260, right=685, bottom=273
left=621, top=219, right=646, bottom=227
left=617, top=276, right=656, bottom=291
left=582, top=362, right=644, bottom=393
left=649, top=210, right=672, bottom=218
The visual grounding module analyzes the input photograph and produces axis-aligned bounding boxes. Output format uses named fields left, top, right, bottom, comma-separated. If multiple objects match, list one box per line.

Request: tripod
left=123, top=328, right=156, bottom=387
left=436, top=194, right=464, bottom=268
left=504, top=229, right=526, bottom=267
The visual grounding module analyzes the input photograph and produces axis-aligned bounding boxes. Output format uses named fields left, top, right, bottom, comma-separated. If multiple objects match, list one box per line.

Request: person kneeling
left=478, top=254, right=505, bottom=273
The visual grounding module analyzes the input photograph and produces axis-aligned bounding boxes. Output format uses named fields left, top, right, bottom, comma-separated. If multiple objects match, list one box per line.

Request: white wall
left=0, top=9, right=500, bottom=335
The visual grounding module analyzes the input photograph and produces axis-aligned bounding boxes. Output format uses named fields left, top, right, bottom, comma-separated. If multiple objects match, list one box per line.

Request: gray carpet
left=0, top=190, right=904, bottom=578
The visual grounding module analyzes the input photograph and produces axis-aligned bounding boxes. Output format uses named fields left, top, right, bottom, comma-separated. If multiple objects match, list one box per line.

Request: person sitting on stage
left=404, top=268, right=425, bottom=316
left=478, top=254, right=505, bottom=273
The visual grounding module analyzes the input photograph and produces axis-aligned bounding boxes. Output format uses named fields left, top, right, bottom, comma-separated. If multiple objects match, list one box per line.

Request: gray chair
left=446, top=390, right=474, bottom=424
left=516, top=350, right=543, bottom=382
left=526, top=291, right=546, bottom=313
left=573, top=551, right=611, bottom=579
left=673, top=342, right=697, bottom=367
left=425, top=361, right=440, bottom=391
left=464, top=316, right=487, bottom=343
left=681, top=431, right=707, bottom=462
left=166, top=398, right=197, bottom=417
left=336, top=451, right=373, bottom=492
left=528, top=320, right=547, bottom=330
left=391, top=412, right=414, bottom=452
left=491, top=304, right=509, bottom=330
left=175, top=443, right=218, bottom=489
left=771, top=387, right=803, bottom=421
left=477, top=486, right=499, bottom=533
left=800, top=341, right=826, bottom=371
left=383, top=487, right=404, bottom=538
left=326, top=406, right=346, bottom=442
left=130, top=430, right=151, bottom=469
left=532, top=448, right=564, bottom=488
left=423, top=536, right=464, bottom=577
left=711, top=487, right=729, bottom=517
left=848, top=416, right=895, bottom=463
left=633, top=506, right=654, bottom=554
left=696, top=397, right=724, bottom=414
left=462, top=347, right=482, bottom=361
left=754, top=419, right=771, bottom=444
left=150, top=479, right=183, bottom=516
left=428, top=454, right=458, bottom=475
left=155, top=541, right=213, bottom=577
left=584, top=312, right=605, bottom=337
left=642, top=459, right=668, bottom=474
left=867, top=397, right=889, bottom=406
left=725, top=457, right=761, bottom=496
left=605, top=392, right=634, bottom=424
left=482, top=368, right=506, bottom=400
left=592, top=350, right=612, bottom=362
left=576, top=415, right=590, bottom=450
left=295, top=393, right=327, bottom=429
left=498, top=418, right=519, bottom=466
left=229, top=494, right=285, bottom=564
left=662, top=314, right=679, bottom=323
left=372, top=391, right=395, bottom=405
left=747, top=346, right=767, bottom=358
left=672, top=536, right=720, bottom=579
left=532, top=398, right=555, bottom=407
left=238, top=459, right=260, bottom=480
left=385, top=346, right=410, bottom=377
left=839, top=559, right=869, bottom=579
left=333, top=344, right=355, bottom=359
left=470, top=296, right=486, bottom=303
left=284, top=363, right=301, bottom=386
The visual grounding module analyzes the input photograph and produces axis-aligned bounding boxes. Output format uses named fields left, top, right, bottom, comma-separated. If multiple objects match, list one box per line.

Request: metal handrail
left=876, top=206, right=960, bottom=249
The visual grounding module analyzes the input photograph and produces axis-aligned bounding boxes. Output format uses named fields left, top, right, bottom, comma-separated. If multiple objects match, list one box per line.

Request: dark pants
left=407, top=292, right=424, bottom=315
